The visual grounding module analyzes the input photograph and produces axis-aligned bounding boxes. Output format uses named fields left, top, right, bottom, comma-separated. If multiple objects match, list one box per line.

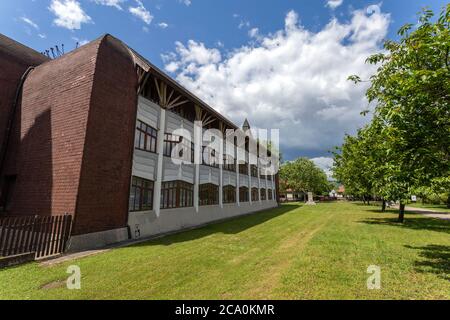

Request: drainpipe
left=0, top=67, right=34, bottom=178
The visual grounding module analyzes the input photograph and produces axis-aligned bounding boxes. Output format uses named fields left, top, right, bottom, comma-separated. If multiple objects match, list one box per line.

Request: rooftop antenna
left=41, top=44, right=67, bottom=59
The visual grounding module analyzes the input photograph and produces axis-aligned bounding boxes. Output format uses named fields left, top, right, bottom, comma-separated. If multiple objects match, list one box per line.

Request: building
left=0, top=34, right=279, bottom=251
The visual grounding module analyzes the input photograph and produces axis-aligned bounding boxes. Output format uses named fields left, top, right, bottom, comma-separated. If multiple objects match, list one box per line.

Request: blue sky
left=1, top=0, right=448, bottom=173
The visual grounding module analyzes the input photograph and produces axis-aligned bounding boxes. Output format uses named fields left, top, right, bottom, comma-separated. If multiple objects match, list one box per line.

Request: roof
left=0, top=33, right=49, bottom=66
left=122, top=38, right=238, bottom=130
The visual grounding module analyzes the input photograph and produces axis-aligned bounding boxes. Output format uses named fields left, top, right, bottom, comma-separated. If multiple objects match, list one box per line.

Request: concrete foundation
left=128, top=200, right=278, bottom=240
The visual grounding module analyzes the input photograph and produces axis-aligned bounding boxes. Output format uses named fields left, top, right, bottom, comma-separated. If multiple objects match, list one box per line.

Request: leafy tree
left=346, top=5, right=450, bottom=221
left=280, top=158, right=330, bottom=196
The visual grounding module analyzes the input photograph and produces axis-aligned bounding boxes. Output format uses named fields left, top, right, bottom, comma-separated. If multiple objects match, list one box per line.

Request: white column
left=236, top=159, right=240, bottom=206
left=219, top=166, right=223, bottom=208
left=153, top=108, right=166, bottom=216
left=265, top=175, right=269, bottom=201
left=258, top=162, right=262, bottom=204
left=248, top=159, right=252, bottom=205
left=193, top=121, right=202, bottom=212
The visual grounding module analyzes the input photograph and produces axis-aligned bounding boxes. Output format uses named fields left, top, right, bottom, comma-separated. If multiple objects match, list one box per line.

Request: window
left=161, top=181, right=193, bottom=209
left=268, top=189, right=273, bottom=200
left=0, top=175, right=16, bottom=212
left=239, top=186, right=249, bottom=202
left=239, top=163, right=248, bottom=175
left=223, top=154, right=236, bottom=172
left=251, top=187, right=259, bottom=202
left=202, top=146, right=219, bottom=168
left=164, top=133, right=194, bottom=162
left=199, top=183, right=219, bottom=206
left=223, top=185, right=236, bottom=204
left=129, top=176, right=154, bottom=212
left=250, top=165, right=258, bottom=177
left=260, top=188, right=266, bottom=201
left=135, top=120, right=157, bottom=153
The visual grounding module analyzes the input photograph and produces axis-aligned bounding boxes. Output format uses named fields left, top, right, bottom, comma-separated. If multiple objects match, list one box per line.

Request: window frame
left=199, top=183, right=219, bottom=206
left=135, top=120, right=158, bottom=153
left=239, top=186, right=249, bottom=202
left=251, top=187, right=259, bottom=202
left=223, top=185, right=236, bottom=204
left=129, top=176, right=154, bottom=212
left=161, top=180, right=194, bottom=209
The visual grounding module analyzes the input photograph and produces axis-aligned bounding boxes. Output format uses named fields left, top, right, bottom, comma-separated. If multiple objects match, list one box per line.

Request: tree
left=280, top=158, right=330, bottom=197
left=346, top=5, right=450, bottom=222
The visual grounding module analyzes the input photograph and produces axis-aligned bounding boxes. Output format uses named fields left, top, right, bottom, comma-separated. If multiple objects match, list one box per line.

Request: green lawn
left=0, top=202, right=449, bottom=300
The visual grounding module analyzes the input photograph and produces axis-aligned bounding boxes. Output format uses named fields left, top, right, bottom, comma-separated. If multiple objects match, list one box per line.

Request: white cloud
left=129, top=0, right=153, bottom=24
left=248, top=27, right=259, bottom=38
left=163, top=6, right=390, bottom=157
left=38, top=33, right=47, bottom=39
left=158, top=22, right=169, bottom=29
left=238, top=20, right=250, bottom=29
left=179, top=0, right=191, bottom=6
left=92, top=0, right=125, bottom=10
left=311, top=157, right=334, bottom=178
left=20, top=17, right=39, bottom=29
left=49, top=0, right=92, bottom=30
left=326, top=0, right=344, bottom=9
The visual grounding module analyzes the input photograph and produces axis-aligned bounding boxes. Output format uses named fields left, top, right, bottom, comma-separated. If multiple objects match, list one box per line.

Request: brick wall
left=0, top=34, right=48, bottom=175
left=4, top=35, right=139, bottom=236
left=73, top=36, right=137, bottom=235
left=3, top=38, right=102, bottom=221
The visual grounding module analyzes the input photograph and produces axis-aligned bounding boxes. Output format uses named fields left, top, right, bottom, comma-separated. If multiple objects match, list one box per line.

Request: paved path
left=405, top=206, right=450, bottom=220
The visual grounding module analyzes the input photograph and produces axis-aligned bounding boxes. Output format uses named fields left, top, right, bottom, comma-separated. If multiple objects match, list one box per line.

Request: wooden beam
left=166, top=94, right=183, bottom=109
left=167, top=99, right=189, bottom=109
left=138, top=72, right=150, bottom=95
left=154, top=78, right=162, bottom=104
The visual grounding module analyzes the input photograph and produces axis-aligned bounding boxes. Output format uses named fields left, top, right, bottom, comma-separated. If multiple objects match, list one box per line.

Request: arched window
left=223, top=185, right=236, bottom=204
left=260, top=188, right=266, bottom=201
left=239, top=186, right=249, bottom=202
left=199, top=183, right=219, bottom=206
left=251, top=187, right=259, bottom=202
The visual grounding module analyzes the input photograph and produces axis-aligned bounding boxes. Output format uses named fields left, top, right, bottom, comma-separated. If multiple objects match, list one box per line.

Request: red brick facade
left=0, top=34, right=137, bottom=236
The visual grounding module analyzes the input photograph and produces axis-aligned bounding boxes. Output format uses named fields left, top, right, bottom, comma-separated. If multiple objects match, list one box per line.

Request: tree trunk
left=447, top=195, right=450, bottom=209
left=381, top=200, right=386, bottom=212
left=367, top=196, right=370, bottom=206
left=398, top=202, right=405, bottom=223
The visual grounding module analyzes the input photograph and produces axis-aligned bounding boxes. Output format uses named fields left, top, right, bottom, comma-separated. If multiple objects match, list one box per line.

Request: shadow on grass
left=359, top=216, right=450, bottom=235
left=131, top=203, right=302, bottom=247
left=405, top=244, right=450, bottom=281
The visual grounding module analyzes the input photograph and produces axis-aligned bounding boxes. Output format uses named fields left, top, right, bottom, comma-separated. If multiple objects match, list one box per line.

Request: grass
left=0, top=202, right=449, bottom=300
left=406, top=202, right=450, bottom=213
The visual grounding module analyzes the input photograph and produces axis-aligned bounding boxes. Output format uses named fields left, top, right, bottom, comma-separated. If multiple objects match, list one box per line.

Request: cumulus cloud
left=158, top=22, right=169, bottom=29
left=92, top=0, right=125, bottom=10
left=326, top=0, right=344, bottom=9
left=49, top=0, right=92, bottom=30
left=163, top=6, right=390, bottom=159
left=311, top=157, right=334, bottom=179
left=20, top=16, right=39, bottom=29
left=179, top=0, right=192, bottom=6
left=129, top=0, right=153, bottom=24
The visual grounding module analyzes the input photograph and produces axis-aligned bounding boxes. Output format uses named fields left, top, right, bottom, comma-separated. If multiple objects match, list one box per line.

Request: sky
left=0, top=0, right=448, bottom=176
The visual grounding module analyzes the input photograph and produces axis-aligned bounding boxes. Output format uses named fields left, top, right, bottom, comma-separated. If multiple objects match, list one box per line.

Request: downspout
left=0, top=66, right=35, bottom=177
